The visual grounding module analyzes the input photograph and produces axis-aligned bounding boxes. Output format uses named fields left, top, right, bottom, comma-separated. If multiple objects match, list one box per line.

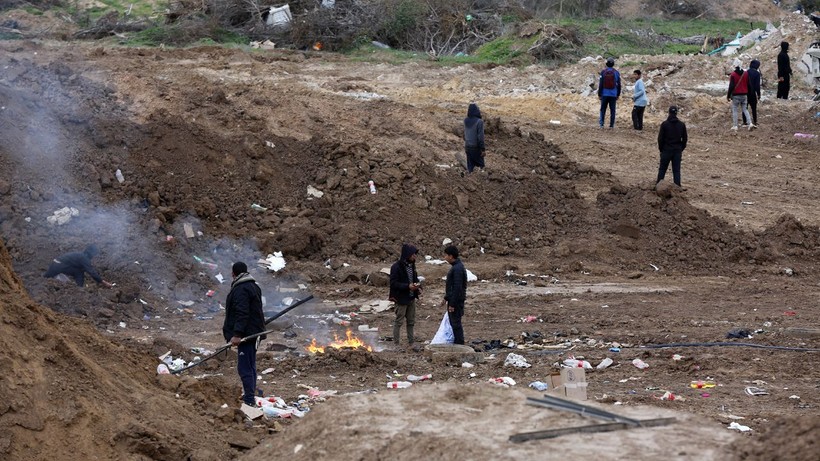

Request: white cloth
left=431, top=312, right=454, bottom=344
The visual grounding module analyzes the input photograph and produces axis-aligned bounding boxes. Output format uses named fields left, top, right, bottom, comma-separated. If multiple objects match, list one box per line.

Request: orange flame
left=307, top=330, right=372, bottom=354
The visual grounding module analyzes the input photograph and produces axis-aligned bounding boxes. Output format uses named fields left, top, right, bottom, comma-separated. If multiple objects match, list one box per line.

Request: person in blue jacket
left=598, top=58, right=622, bottom=128
left=631, top=69, right=648, bottom=130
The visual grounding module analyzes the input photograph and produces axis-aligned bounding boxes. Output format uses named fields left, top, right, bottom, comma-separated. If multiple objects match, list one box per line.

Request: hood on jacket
left=467, top=103, right=482, bottom=119
left=83, top=244, right=99, bottom=259
left=780, top=41, right=789, bottom=51
left=231, top=272, right=256, bottom=288
left=750, top=59, right=760, bottom=69
left=400, top=243, right=418, bottom=262
left=733, top=68, right=744, bottom=77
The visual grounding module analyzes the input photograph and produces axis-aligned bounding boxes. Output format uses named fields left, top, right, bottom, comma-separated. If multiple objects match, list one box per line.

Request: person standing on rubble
left=743, top=59, right=762, bottom=127
left=223, top=262, right=266, bottom=406
left=727, top=58, right=754, bottom=131
left=598, top=58, right=621, bottom=129
left=442, top=245, right=468, bottom=345
left=463, top=103, right=486, bottom=174
left=389, top=243, right=421, bottom=349
left=656, top=106, right=688, bottom=189
left=43, top=245, right=113, bottom=287
left=777, top=41, right=793, bottom=99
left=631, top=69, right=648, bottom=130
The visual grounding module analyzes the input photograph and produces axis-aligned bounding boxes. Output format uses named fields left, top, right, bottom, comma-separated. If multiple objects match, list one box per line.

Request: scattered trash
left=521, top=315, right=538, bottom=323
left=793, top=132, right=817, bottom=139
left=251, top=41, right=276, bottom=50
left=193, top=255, right=218, bottom=270
left=368, top=180, right=377, bottom=194
left=407, top=374, right=432, bottom=382
left=700, top=393, right=711, bottom=398
left=789, top=395, right=801, bottom=400
left=425, top=258, right=447, bottom=265
left=266, top=4, right=291, bottom=26
left=783, top=268, right=794, bottom=276
left=442, top=238, right=453, bottom=246
left=359, top=300, right=393, bottom=313
left=657, top=391, right=683, bottom=401
left=726, top=328, right=752, bottom=339
left=118, top=322, right=126, bottom=328
left=728, top=422, right=752, bottom=432
left=505, top=353, right=531, bottom=368
left=609, top=347, right=621, bottom=353
left=462, top=362, right=475, bottom=368
left=671, top=354, right=684, bottom=361
left=386, top=381, right=412, bottom=389
left=745, top=386, right=769, bottom=396
left=241, top=403, right=264, bottom=420
left=549, top=120, right=561, bottom=125
left=690, top=380, right=716, bottom=389
left=47, top=207, right=79, bottom=226
left=115, top=169, right=125, bottom=183
left=371, top=40, right=389, bottom=49
left=250, top=203, right=268, bottom=212
left=596, top=358, right=613, bottom=370
left=488, top=377, right=517, bottom=387
left=529, top=381, right=549, bottom=391
left=563, top=358, right=592, bottom=369
left=632, top=358, right=649, bottom=369
left=783, top=311, right=797, bottom=316
left=157, top=364, right=170, bottom=374
left=357, top=324, right=378, bottom=332
left=307, top=185, right=324, bottom=198
left=431, top=312, right=454, bottom=344
left=466, top=269, right=478, bottom=282
left=183, top=223, right=195, bottom=239
left=259, top=252, right=286, bottom=272
left=215, top=273, right=224, bottom=284
left=206, top=290, right=216, bottom=297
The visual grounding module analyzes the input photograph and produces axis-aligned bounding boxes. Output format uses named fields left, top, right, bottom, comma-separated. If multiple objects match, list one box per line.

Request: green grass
left=346, top=35, right=539, bottom=66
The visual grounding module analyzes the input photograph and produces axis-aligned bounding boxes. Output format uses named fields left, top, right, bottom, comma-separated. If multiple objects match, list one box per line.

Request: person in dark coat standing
left=743, top=59, right=762, bottom=127
left=43, top=245, right=112, bottom=287
left=223, top=262, right=266, bottom=406
left=656, top=106, right=688, bottom=188
left=777, top=41, right=793, bottom=99
left=463, top=103, right=486, bottom=174
left=389, top=243, right=421, bottom=348
left=441, top=245, right=467, bottom=345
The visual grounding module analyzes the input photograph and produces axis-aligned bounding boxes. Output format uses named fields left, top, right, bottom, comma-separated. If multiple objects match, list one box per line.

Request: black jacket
left=658, top=115, right=688, bottom=153
left=464, top=104, right=485, bottom=151
left=777, top=45, right=792, bottom=81
left=444, top=258, right=467, bottom=309
left=747, top=60, right=762, bottom=101
left=389, top=244, right=419, bottom=305
left=223, top=273, right=265, bottom=342
left=43, top=249, right=102, bottom=285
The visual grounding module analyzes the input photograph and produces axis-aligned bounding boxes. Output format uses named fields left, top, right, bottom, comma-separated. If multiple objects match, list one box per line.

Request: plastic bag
left=431, top=311, right=454, bottom=344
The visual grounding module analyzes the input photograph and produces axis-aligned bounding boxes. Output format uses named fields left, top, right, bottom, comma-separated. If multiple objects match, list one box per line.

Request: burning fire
left=307, top=330, right=372, bottom=354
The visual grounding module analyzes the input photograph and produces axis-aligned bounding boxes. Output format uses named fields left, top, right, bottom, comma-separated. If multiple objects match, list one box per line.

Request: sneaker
left=748, top=124, right=757, bottom=131
left=730, top=126, right=738, bottom=131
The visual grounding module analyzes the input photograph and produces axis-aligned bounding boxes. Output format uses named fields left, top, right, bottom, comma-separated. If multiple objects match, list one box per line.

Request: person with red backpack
left=598, top=57, right=622, bottom=129
left=727, top=58, right=754, bottom=131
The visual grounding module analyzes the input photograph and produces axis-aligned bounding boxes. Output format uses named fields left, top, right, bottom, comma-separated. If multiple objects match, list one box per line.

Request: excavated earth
left=1, top=7, right=819, bottom=461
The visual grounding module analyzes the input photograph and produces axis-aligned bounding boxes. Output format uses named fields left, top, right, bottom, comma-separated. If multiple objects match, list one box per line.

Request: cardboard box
left=547, top=368, right=588, bottom=401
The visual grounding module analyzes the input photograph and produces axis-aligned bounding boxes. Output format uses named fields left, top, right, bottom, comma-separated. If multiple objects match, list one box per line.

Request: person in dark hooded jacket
left=223, top=261, right=266, bottom=406
left=743, top=59, right=762, bottom=126
left=44, top=245, right=113, bottom=287
left=463, top=103, right=486, bottom=173
left=656, top=106, right=688, bottom=188
left=389, top=244, right=421, bottom=347
left=777, top=41, right=792, bottom=99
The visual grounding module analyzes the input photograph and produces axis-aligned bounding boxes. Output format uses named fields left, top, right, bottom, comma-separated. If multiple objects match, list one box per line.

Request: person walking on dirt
left=743, top=59, right=762, bottom=127
left=777, top=41, right=793, bottom=99
left=223, top=262, right=266, bottom=406
left=441, top=245, right=467, bottom=345
left=656, top=106, right=688, bottom=188
left=389, top=243, right=421, bottom=349
left=598, top=58, right=621, bottom=129
left=727, top=58, right=753, bottom=131
left=631, top=69, right=648, bottom=130
left=463, top=103, right=486, bottom=174
left=43, top=245, right=113, bottom=287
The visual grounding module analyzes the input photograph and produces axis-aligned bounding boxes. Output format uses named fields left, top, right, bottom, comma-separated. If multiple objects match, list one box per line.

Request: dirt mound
left=0, top=237, right=252, bottom=460
left=735, top=415, right=819, bottom=461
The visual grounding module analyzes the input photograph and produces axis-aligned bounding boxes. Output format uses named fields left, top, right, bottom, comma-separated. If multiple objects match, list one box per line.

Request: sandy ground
left=0, top=5, right=819, bottom=461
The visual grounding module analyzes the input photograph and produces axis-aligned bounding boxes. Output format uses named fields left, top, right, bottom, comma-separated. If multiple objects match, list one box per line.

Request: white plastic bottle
left=596, top=357, right=614, bottom=370
left=386, top=381, right=412, bottom=389
left=368, top=180, right=377, bottom=194
left=115, top=169, right=125, bottom=183
left=632, top=358, right=649, bottom=369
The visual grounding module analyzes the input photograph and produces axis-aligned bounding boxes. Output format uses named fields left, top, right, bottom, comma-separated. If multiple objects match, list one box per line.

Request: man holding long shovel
left=221, top=262, right=266, bottom=406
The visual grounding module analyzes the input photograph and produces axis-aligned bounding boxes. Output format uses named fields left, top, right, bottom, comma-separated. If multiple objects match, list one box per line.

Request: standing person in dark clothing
left=43, top=245, right=113, bottom=287
left=389, top=243, right=421, bottom=348
left=743, top=59, right=762, bottom=127
left=598, top=58, right=622, bottom=129
left=656, top=106, right=688, bottom=189
left=441, top=245, right=467, bottom=345
left=727, top=58, right=753, bottom=131
left=777, top=41, right=793, bottom=99
left=463, top=103, right=486, bottom=174
left=223, top=262, right=266, bottom=406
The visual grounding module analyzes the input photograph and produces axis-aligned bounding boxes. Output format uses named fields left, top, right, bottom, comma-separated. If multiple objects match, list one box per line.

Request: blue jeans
left=599, top=96, right=617, bottom=127
left=237, top=341, right=258, bottom=405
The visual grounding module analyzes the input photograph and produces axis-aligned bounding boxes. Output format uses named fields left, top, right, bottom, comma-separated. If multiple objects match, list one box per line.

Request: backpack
left=602, top=68, right=616, bottom=90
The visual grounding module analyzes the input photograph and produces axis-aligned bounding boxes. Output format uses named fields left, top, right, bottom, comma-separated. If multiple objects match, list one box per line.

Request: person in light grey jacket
left=631, top=70, right=648, bottom=130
